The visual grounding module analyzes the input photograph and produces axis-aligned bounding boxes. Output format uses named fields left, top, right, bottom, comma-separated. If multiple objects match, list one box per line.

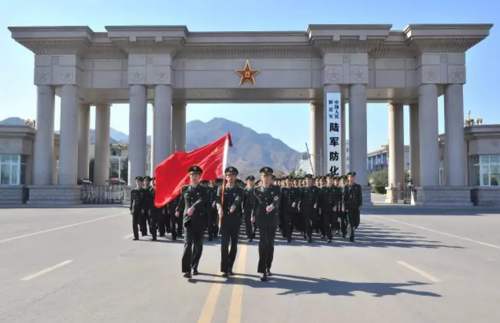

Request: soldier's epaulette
left=181, top=185, right=189, bottom=193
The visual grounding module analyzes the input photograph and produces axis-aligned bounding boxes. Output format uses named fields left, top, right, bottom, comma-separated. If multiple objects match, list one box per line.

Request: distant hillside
left=187, top=118, right=301, bottom=176
left=0, top=116, right=301, bottom=176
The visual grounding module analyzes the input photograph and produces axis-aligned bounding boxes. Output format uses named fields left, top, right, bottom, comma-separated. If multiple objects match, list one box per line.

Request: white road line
left=397, top=260, right=441, bottom=283
left=372, top=215, right=500, bottom=250
left=123, top=233, right=134, bottom=240
left=0, top=214, right=122, bottom=245
left=21, top=260, right=73, bottom=281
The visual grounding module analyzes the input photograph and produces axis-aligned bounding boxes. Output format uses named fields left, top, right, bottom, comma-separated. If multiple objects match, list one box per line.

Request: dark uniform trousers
left=182, top=227, right=204, bottom=273
left=258, top=224, right=276, bottom=273
left=220, top=223, right=239, bottom=273
left=243, top=206, right=254, bottom=239
left=129, top=188, right=143, bottom=240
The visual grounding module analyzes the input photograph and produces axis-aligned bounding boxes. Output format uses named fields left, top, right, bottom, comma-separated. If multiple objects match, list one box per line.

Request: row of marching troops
left=129, top=166, right=362, bottom=281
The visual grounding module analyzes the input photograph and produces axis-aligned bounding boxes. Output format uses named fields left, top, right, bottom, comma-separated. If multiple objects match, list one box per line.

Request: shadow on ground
left=190, top=272, right=441, bottom=298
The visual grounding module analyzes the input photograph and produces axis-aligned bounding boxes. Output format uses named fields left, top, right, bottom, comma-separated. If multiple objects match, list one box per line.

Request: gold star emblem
left=236, top=60, right=258, bottom=85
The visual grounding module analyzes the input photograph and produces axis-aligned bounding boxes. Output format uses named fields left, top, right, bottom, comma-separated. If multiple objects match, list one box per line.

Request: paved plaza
left=1, top=206, right=499, bottom=323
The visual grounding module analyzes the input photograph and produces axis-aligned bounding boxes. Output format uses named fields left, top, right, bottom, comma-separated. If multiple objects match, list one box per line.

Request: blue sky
left=0, top=0, right=498, bottom=152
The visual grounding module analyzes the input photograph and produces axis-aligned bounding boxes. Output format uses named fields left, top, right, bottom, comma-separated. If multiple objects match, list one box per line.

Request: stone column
left=77, top=103, right=90, bottom=180
left=444, top=84, right=466, bottom=186
left=58, top=84, right=79, bottom=185
left=128, top=85, right=147, bottom=185
left=94, top=103, right=111, bottom=185
left=33, top=85, right=55, bottom=185
left=409, top=103, right=420, bottom=186
left=315, top=102, right=325, bottom=175
left=349, top=84, right=368, bottom=186
left=418, top=84, right=440, bottom=186
left=340, top=97, right=347, bottom=174
left=386, top=103, right=404, bottom=203
left=153, top=84, right=173, bottom=169
left=310, top=102, right=323, bottom=175
left=172, top=102, right=187, bottom=152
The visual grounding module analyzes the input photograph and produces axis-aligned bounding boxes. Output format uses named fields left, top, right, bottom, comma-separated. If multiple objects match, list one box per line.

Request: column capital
left=128, top=53, right=173, bottom=85
left=34, top=54, right=81, bottom=86
left=417, top=52, right=466, bottom=85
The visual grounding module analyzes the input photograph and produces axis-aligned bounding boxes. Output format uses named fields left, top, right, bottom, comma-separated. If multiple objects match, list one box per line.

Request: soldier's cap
left=304, top=174, right=313, bottom=179
left=143, top=176, right=152, bottom=181
left=347, top=171, right=357, bottom=177
left=246, top=175, right=255, bottom=181
left=188, top=165, right=203, bottom=174
left=135, top=176, right=143, bottom=181
left=224, top=166, right=239, bottom=175
left=259, top=166, right=273, bottom=175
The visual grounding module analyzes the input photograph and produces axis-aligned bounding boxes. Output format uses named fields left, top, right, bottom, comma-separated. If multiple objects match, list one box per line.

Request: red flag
left=154, top=133, right=232, bottom=207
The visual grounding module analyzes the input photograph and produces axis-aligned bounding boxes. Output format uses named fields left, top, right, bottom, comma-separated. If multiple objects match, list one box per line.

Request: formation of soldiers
left=129, top=165, right=363, bottom=282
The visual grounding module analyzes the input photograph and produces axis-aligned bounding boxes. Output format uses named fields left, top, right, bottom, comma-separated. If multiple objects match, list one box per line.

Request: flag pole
left=219, top=134, right=230, bottom=228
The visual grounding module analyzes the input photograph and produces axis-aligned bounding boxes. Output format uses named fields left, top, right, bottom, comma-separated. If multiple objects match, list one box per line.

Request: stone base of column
left=471, top=187, right=500, bottom=207
left=412, top=186, right=472, bottom=207
left=362, top=186, right=373, bottom=207
left=27, top=185, right=82, bottom=205
left=385, top=186, right=400, bottom=204
left=0, top=186, right=27, bottom=205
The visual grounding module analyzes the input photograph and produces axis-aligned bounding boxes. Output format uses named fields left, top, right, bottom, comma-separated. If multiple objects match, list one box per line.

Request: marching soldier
left=129, top=176, right=144, bottom=240
left=207, top=180, right=219, bottom=241
left=176, top=165, right=209, bottom=278
left=167, top=195, right=182, bottom=241
left=299, top=174, right=319, bottom=243
left=148, top=178, right=162, bottom=241
left=142, top=176, right=155, bottom=240
left=344, top=172, right=363, bottom=242
left=319, top=175, right=336, bottom=243
left=280, top=176, right=297, bottom=243
left=252, top=166, right=281, bottom=282
left=243, top=175, right=256, bottom=242
left=332, top=176, right=343, bottom=236
left=217, top=166, right=244, bottom=277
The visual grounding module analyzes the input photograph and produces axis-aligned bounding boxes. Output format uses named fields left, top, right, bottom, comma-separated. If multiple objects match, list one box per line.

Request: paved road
left=0, top=206, right=499, bottom=323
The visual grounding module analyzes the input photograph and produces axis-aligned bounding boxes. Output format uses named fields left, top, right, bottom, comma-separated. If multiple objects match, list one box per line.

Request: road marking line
left=123, top=233, right=134, bottom=240
left=227, top=244, right=248, bottom=323
left=397, top=260, right=440, bottom=283
left=197, top=278, right=224, bottom=323
left=21, top=260, right=73, bottom=281
left=372, top=216, right=500, bottom=250
left=0, top=214, right=122, bottom=245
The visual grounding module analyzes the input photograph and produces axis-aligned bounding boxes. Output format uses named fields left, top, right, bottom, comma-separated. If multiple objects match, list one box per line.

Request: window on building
left=0, top=154, right=22, bottom=185
left=470, top=154, right=500, bottom=186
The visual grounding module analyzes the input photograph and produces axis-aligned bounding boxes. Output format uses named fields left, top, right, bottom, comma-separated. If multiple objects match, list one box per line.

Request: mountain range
left=0, top=117, right=301, bottom=176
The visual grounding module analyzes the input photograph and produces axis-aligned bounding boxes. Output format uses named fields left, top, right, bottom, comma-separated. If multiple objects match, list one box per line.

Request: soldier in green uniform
left=167, top=195, right=182, bottom=241
left=332, top=176, right=343, bottom=236
left=243, top=175, right=256, bottom=242
left=252, top=166, right=281, bottom=282
left=176, top=165, right=209, bottom=278
left=129, top=176, right=144, bottom=240
left=217, top=166, right=244, bottom=277
left=319, top=175, right=336, bottom=242
left=281, top=175, right=298, bottom=243
left=343, top=172, right=363, bottom=242
left=207, top=179, right=219, bottom=241
left=299, top=174, right=319, bottom=243
left=142, top=176, right=155, bottom=240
